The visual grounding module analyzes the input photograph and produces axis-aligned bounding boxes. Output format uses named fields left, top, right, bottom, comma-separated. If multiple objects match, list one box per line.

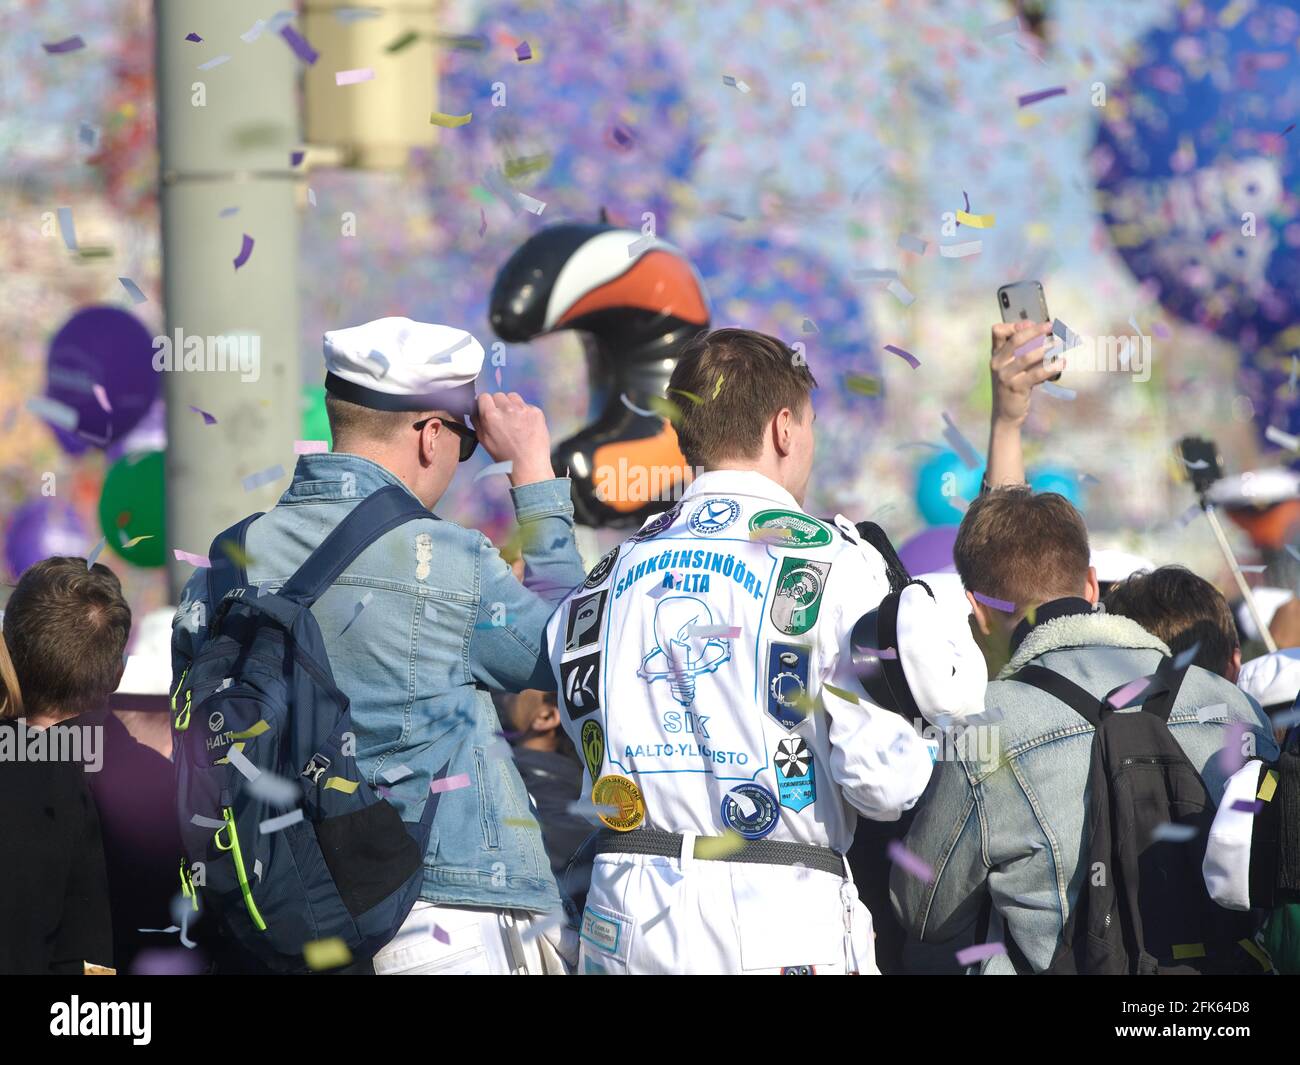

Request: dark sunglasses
left=413, top=416, right=478, bottom=462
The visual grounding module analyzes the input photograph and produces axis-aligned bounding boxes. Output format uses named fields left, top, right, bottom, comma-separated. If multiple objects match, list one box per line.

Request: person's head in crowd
left=953, top=486, right=1096, bottom=675
left=493, top=689, right=573, bottom=755
left=323, top=318, right=483, bottom=509
left=1102, top=565, right=1241, bottom=681
left=1235, top=646, right=1300, bottom=744
left=668, top=328, right=819, bottom=504
left=3, top=558, right=131, bottom=726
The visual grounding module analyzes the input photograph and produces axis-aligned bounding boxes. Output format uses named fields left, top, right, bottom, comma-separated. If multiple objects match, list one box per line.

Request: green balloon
left=99, top=450, right=166, bottom=568
left=301, top=385, right=332, bottom=447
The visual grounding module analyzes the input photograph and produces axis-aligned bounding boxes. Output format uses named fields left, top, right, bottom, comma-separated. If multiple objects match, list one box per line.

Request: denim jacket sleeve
left=469, top=477, right=586, bottom=694
left=892, top=760, right=991, bottom=951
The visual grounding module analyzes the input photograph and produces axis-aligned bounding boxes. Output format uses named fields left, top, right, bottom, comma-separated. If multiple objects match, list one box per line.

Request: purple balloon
left=898, top=526, right=959, bottom=577
left=105, top=398, right=167, bottom=462
left=4, top=499, right=89, bottom=578
left=45, top=305, right=159, bottom=453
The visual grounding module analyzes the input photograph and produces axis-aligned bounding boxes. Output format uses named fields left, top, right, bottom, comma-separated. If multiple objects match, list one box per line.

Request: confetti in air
left=173, top=549, right=212, bottom=569
left=955, top=942, right=1007, bottom=966
left=56, top=207, right=77, bottom=250
left=118, top=277, right=147, bottom=304
left=955, top=210, right=996, bottom=228
left=939, top=241, right=982, bottom=258
left=516, top=41, right=533, bottom=62
left=430, top=111, right=473, bottom=128
left=294, top=440, right=328, bottom=454
left=259, top=809, right=305, bottom=834
left=972, top=591, right=1015, bottom=612
left=233, top=234, right=254, bottom=270
left=279, top=25, right=319, bottom=64
left=887, top=841, right=934, bottom=883
left=86, top=538, right=106, bottom=569
left=884, top=344, right=920, bottom=369
left=198, top=55, right=231, bottom=70
left=188, top=405, right=217, bottom=425
left=1150, top=822, right=1198, bottom=843
left=429, top=773, right=472, bottom=795
left=337, top=591, right=374, bottom=637
left=335, top=67, right=375, bottom=86
left=897, top=233, right=928, bottom=255
left=721, top=74, right=751, bottom=93
left=43, top=36, right=86, bottom=54
left=1017, top=86, right=1067, bottom=107
left=242, top=464, right=286, bottom=492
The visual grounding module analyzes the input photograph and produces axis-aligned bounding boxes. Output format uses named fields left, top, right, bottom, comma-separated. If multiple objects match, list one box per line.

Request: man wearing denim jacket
left=172, top=318, right=586, bottom=974
left=891, top=322, right=1279, bottom=974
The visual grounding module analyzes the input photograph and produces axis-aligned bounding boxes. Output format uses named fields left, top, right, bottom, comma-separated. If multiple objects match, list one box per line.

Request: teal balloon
left=1028, top=464, right=1083, bottom=510
left=915, top=450, right=983, bottom=527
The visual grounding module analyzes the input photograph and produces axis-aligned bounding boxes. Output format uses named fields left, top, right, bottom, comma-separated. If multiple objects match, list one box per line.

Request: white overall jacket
left=546, top=470, right=933, bottom=973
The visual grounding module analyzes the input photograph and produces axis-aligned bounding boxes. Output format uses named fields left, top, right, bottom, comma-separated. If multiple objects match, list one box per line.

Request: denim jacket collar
left=279, top=451, right=423, bottom=506
left=680, top=468, right=800, bottom=509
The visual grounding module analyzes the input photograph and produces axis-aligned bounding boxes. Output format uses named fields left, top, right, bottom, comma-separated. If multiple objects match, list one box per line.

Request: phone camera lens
left=1000, top=292, right=1010, bottom=307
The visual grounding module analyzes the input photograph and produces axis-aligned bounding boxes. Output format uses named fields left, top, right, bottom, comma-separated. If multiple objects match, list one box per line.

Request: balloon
left=4, top=500, right=89, bottom=579
left=491, top=223, right=710, bottom=528
left=914, top=450, right=983, bottom=527
left=301, top=385, right=332, bottom=447
left=897, top=526, right=959, bottom=577
left=98, top=450, right=166, bottom=568
left=105, top=398, right=166, bottom=462
left=1027, top=463, right=1083, bottom=511
left=443, top=1, right=703, bottom=232
left=687, top=233, right=881, bottom=515
left=1093, top=1, right=1300, bottom=357
left=44, top=305, right=160, bottom=453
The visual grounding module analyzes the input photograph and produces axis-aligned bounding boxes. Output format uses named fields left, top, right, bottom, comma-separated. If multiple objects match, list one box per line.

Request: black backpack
left=1008, top=659, right=1268, bottom=974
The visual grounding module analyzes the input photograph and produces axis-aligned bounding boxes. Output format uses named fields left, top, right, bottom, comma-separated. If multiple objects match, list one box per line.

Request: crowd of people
left=2, top=316, right=1297, bottom=976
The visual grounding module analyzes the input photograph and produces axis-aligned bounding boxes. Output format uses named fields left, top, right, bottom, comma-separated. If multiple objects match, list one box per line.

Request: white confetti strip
left=335, top=67, right=375, bottom=85
left=1150, top=822, right=1197, bottom=843
left=259, top=809, right=305, bottom=834
left=190, top=813, right=226, bottom=829
left=26, top=395, right=79, bottom=430
left=939, top=240, right=982, bottom=258
left=885, top=278, right=915, bottom=306
left=242, top=464, right=286, bottom=492
left=474, top=460, right=513, bottom=482
left=1265, top=425, right=1300, bottom=451
left=721, top=74, right=750, bottom=93
left=198, top=55, right=232, bottom=70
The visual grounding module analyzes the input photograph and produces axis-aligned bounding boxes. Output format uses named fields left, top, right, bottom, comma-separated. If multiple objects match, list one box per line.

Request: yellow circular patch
left=591, top=774, right=645, bottom=832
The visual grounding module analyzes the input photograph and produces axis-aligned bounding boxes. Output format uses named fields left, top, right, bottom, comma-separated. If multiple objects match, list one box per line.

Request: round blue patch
left=720, top=783, right=779, bottom=840
left=689, top=498, right=740, bottom=535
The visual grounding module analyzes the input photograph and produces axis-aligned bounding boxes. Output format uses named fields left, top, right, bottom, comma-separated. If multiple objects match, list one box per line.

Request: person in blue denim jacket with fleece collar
left=172, top=318, right=587, bottom=974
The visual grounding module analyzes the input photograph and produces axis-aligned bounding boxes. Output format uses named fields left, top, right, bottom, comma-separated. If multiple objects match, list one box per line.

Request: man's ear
left=966, top=591, right=993, bottom=636
left=418, top=416, right=441, bottom=468
left=1227, top=646, right=1242, bottom=684
left=110, top=658, right=126, bottom=694
left=1083, top=565, right=1100, bottom=606
left=534, top=698, right=562, bottom=734
left=773, top=407, right=794, bottom=457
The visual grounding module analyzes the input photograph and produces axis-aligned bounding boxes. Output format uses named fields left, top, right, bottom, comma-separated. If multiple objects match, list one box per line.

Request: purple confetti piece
left=956, top=942, right=1007, bottom=966
left=478, top=207, right=487, bottom=237
left=279, top=25, right=319, bottom=65
left=233, top=233, right=254, bottom=270
left=1153, top=322, right=1170, bottom=338
left=1107, top=675, right=1154, bottom=709
left=185, top=32, right=202, bottom=43
left=188, top=404, right=217, bottom=425
left=887, top=841, right=934, bottom=883
left=433, top=925, right=451, bottom=945
left=174, top=549, right=212, bottom=569
left=43, top=36, right=86, bottom=54
left=973, top=591, right=1016, bottom=612
left=515, top=41, right=532, bottom=62
left=1230, top=799, right=1264, bottom=815
left=290, top=149, right=305, bottom=167
left=1013, top=333, right=1048, bottom=358
left=1017, top=86, right=1067, bottom=107
left=294, top=439, right=328, bottom=454
left=429, top=772, right=472, bottom=795
left=884, top=344, right=920, bottom=369
left=92, top=383, right=111, bottom=412
left=1219, top=722, right=1247, bottom=776
left=118, top=276, right=147, bottom=304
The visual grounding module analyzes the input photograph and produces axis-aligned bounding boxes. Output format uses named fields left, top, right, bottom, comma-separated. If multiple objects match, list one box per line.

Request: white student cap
left=323, top=316, right=484, bottom=419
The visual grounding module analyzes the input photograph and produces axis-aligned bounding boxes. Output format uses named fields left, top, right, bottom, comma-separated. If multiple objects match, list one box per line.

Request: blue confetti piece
left=57, top=206, right=77, bottom=250
left=118, top=276, right=147, bottom=304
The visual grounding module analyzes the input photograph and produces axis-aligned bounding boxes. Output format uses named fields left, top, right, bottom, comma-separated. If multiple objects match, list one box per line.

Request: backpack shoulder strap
left=1136, top=657, right=1189, bottom=723
left=278, top=484, right=432, bottom=607
left=206, top=512, right=263, bottom=606
left=1006, top=663, right=1104, bottom=728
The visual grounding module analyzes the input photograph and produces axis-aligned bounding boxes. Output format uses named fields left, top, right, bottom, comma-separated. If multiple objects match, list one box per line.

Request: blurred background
left=3, top=0, right=1299, bottom=638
